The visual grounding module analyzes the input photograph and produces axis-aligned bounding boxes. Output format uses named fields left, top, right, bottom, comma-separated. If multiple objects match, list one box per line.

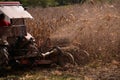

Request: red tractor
left=0, top=2, right=74, bottom=69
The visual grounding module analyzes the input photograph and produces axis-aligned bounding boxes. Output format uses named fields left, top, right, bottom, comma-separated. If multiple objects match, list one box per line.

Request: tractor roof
left=0, top=1, right=33, bottom=19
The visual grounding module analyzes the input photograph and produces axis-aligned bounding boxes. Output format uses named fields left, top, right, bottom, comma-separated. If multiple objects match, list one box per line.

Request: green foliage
left=0, top=0, right=116, bottom=7
left=0, top=0, right=86, bottom=7
left=39, top=0, right=58, bottom=7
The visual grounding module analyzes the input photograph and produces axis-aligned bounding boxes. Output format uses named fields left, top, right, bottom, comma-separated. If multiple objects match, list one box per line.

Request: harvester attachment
left=40, top=46, right=75, bottom=66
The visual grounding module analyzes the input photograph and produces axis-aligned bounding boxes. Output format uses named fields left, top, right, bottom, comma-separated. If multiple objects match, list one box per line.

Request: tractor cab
left=0, top=2, right=37, bottom=61
left=0, top=1, right=34, bottom=46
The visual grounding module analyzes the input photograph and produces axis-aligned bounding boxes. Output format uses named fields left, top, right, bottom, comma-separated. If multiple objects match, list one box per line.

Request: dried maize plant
left=26, top=7, right=77, bottom=47
left=25, top=1, right=120, bottom=62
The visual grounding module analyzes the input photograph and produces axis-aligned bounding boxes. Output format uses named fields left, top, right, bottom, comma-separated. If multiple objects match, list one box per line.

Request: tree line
left=0, top=0, right=86, bottom=7
left=0, top=0, right=114, bottom=7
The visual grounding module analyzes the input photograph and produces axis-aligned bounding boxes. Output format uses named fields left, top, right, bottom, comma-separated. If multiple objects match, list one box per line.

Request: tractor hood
left=0, top=2, right=33, bottom=19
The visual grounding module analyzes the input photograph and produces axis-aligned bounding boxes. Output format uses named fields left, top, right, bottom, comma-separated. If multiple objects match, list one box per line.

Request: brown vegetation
left=26, top=1, right=120, bottom=64
left=0, top=1, right=120, bottom=80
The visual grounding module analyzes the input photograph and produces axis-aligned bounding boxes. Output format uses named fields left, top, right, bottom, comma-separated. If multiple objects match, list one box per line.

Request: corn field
left=0, top=1, right=120, bottom=80
left=25, top=1, right=120, bottom=63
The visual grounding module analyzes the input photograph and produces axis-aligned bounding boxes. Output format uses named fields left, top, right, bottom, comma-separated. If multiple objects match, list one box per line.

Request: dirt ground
left=0, top=62, right=119, bottom=80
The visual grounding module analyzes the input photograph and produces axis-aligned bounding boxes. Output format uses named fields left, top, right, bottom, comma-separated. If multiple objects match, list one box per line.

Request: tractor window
left=10, top=18, right=27, bottom=37
left=11, top=18, right=25, bottom=25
